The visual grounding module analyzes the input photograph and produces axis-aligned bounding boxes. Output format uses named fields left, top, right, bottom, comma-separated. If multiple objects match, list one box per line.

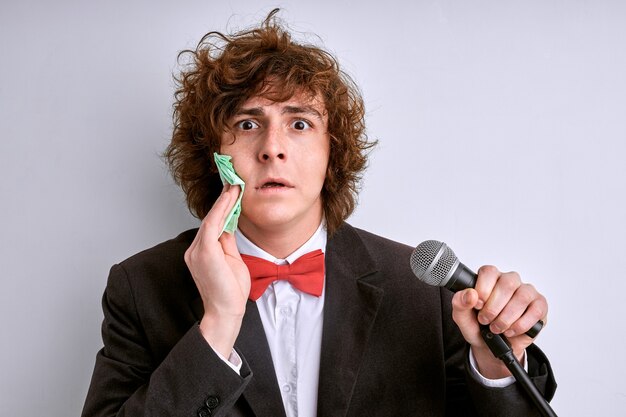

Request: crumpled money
left=213, top=152, right=245, bottom=235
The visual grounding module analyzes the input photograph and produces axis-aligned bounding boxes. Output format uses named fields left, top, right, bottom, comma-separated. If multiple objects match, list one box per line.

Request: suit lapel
left=236, top=300, right=287, bottom=417
left=316, top=224, right=384, bottom=417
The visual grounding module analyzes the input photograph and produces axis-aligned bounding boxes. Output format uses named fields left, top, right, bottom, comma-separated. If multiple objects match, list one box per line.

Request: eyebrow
left=234, top=105, right=324, bottom=120
left=282, top=105, right=324, bottom=120
left=234, top=107, right=264, bottom=117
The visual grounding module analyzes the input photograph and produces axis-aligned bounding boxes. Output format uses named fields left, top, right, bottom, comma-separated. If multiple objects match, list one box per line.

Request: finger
left=488, top=283, right=537, bottom=334
left=200, top=184, right=237, bottom=240
left=477, top=271, right=522, bottom=328
left=194, top=185, right=230, bottom=243
left=214, top=185, right=241, bottom=236
left=473, top=265, right=500, bottom=310
left=186, top=185, right=241, bottom=268
left=217, top=184, right=242, bottom=234
left=504, top=295, right=548, bottom=338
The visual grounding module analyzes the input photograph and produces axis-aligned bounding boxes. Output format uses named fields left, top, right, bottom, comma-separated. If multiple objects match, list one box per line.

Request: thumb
left=453, top=288, right=479, bottom=311
left=219, top=230, right=241, bottom=259
left=451, top=289, right=483, bottom=345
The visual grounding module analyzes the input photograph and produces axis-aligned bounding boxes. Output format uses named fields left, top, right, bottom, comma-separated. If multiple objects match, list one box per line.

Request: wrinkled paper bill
left=213, top=152, right=245, bottom=235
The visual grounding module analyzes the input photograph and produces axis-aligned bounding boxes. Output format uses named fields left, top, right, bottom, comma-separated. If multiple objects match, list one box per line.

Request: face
left=220, top=91, right=330, bottom=239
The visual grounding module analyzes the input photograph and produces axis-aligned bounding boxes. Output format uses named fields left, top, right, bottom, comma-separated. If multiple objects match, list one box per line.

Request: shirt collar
left=235, top=222, right=327, bottom=264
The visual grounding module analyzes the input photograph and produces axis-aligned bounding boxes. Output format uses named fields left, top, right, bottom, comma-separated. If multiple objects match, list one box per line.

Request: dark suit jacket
left=82, top=223, right=556, bottom=417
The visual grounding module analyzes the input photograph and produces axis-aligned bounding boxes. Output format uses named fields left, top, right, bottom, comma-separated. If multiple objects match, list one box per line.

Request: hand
left=451, top=265, right=548, bottom=378
left=184, top=184, right=250, bottom=357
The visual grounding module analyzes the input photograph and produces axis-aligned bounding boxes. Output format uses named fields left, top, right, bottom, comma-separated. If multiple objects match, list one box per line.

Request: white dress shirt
left=235, top=224, right=326, bottom=417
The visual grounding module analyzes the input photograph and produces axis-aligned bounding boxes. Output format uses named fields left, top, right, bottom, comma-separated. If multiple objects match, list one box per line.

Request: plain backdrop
left=1, top=1, right=625, bottom=415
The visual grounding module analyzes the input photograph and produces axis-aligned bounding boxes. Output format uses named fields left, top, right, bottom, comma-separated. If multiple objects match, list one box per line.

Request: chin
left=241, top=204, right=320, bottom=231
left=245, top=212, right=298, bottom=230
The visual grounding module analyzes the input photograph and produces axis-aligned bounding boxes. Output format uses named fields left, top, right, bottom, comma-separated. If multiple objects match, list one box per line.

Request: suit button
left=197, top=406, right=211, bottom=417
left=205, top=395, right=220, bottom=409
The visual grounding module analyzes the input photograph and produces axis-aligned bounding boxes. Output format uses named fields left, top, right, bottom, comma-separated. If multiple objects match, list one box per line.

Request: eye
left=291, top=120, right=311, bottom=131
left=236, top=120, right=259, bottom=130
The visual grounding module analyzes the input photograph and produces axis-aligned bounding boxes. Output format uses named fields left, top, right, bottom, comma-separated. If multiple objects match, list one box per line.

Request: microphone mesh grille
left=409, top=240, right=459, bottom=286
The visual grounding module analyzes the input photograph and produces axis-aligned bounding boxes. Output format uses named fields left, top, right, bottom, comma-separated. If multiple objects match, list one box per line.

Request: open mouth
left=257, top=178, right=293, bottom=190
left=261, top=181, right=286, bottom=188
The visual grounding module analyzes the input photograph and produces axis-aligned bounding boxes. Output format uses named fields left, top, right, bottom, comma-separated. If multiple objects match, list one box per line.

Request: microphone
left=409, top=240, right=543, bottom=338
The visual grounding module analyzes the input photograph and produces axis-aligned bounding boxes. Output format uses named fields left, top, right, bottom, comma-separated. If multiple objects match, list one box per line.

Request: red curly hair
left=164, top=9, right=376, bottom=235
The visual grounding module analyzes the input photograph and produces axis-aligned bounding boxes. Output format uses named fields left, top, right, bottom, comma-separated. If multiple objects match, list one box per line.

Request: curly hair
left=164, top=9, right=376, bottom=236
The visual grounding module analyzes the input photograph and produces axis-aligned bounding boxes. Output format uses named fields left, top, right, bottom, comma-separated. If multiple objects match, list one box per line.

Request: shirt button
left=280, top=306, right=293, bottom=316
left=282, top=384, right=291, bottom=393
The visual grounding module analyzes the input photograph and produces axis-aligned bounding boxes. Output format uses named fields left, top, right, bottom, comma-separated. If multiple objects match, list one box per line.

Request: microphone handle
left=446, top=263, right=544, bottom=339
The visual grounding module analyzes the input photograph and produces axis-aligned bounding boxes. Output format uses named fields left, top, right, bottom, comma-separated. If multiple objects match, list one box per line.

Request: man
left=83, top=9, right=556, bottom=417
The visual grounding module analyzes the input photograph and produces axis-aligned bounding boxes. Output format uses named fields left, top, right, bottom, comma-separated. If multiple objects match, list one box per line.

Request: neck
left=238, top=217, right=322, bottom=259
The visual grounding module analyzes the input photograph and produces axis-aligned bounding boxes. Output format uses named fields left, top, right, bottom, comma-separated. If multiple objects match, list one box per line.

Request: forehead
left=236, top=90, right=327, bottom=117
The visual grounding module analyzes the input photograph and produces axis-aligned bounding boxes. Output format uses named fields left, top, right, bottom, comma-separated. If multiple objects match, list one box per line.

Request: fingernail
left=462, top=291, right=470, bottom=304
left=504, top=330, right=515, bottom=337
left=475, top=299, right=484, bottom=310
left=491, top=324, right=502, bottom=333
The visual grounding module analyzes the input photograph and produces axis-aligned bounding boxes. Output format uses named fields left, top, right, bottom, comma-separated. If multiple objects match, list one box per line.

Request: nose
left=258, top=126, right=286, bottom=162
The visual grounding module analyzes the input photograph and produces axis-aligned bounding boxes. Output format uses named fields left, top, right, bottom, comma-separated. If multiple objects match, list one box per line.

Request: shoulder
left=101, top=229, right=202, bottom=361
left=117, top=229, right=198, bottom=273
left=332, top=223, right=415, bottom=270
left=351, top=226, right=414, bottom=257
left=330, top=223, right=430, bottom=296
left=107, top=229, right=199, bottom=294
left=332, top=224, right=451, bottom=337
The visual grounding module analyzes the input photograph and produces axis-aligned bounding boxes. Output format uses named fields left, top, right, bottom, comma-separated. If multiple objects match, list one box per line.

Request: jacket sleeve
left=81, top=264, right=252, bottom=417
left=440, top=289, right=557, bottom=417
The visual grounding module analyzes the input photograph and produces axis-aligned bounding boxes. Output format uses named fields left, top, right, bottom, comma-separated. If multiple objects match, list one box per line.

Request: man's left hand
left=451, top=265, right=548, bottom=379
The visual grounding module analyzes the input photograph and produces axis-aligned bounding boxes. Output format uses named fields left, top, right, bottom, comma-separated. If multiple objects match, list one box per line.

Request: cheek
left=222, top=146, right=254, bottom=182
left=307, top=138, right=330, bottom=177
left=317, top=148, right=331, bottom=182
left=304, top=156, right=329, bottom=194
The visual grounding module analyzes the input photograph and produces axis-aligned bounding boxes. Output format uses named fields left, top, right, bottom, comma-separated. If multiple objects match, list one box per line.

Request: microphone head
left=409, top=240, right=459, bottom=287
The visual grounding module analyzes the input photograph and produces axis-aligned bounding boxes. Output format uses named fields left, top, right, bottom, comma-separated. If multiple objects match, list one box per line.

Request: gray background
left=1, top=0, right=625, bottom=415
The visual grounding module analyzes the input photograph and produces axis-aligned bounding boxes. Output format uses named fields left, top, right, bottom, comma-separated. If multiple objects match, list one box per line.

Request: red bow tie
left=241, top=249, right=325, bottom=301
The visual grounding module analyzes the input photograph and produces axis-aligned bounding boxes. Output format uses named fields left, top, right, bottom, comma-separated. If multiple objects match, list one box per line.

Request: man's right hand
left=184, top=184, right=250, bottom=358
